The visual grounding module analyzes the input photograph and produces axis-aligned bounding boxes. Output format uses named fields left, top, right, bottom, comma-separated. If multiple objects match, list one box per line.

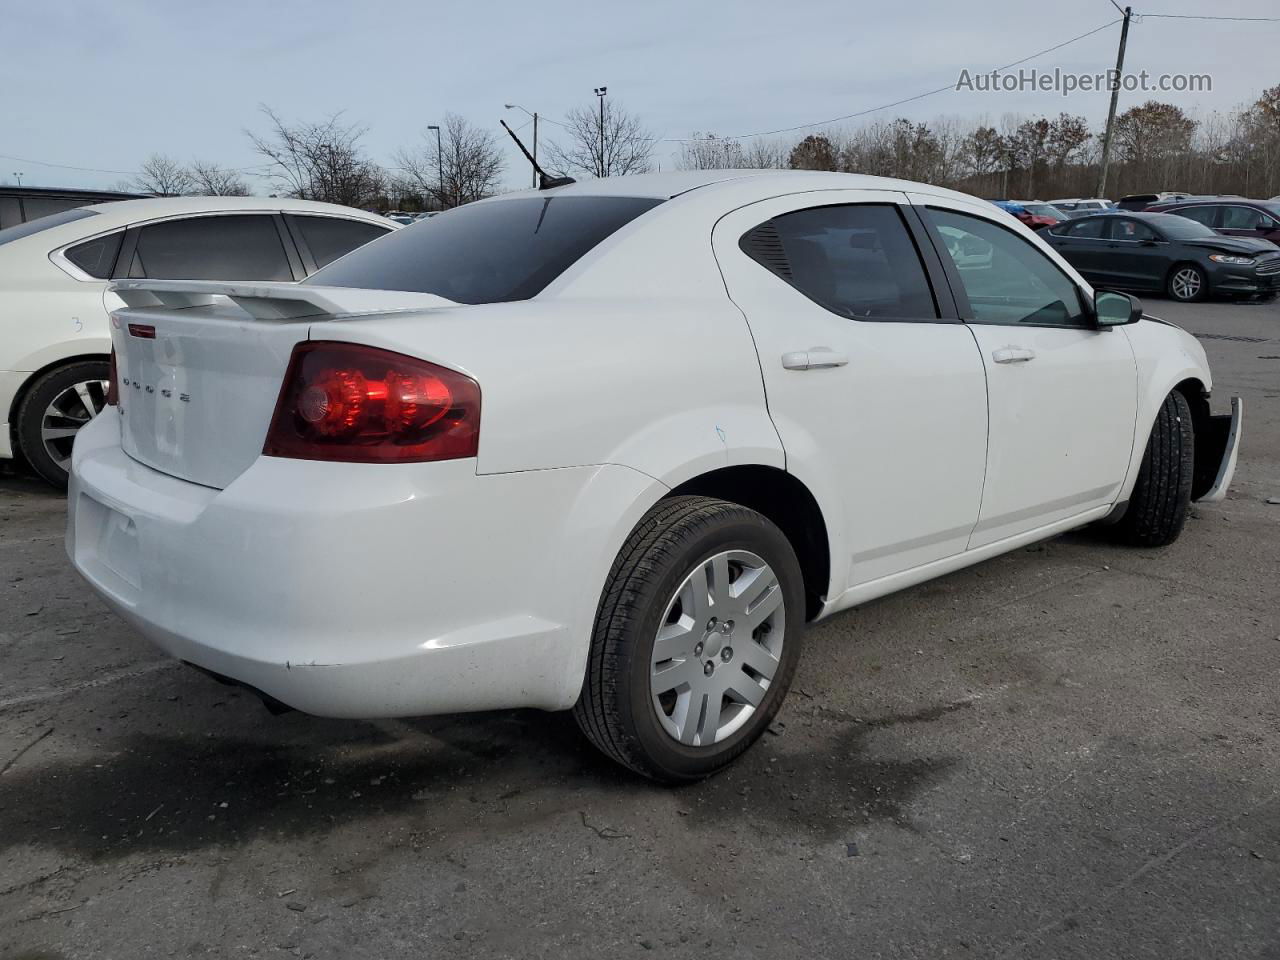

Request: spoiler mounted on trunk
left=109, top=279, right=350, bottom=321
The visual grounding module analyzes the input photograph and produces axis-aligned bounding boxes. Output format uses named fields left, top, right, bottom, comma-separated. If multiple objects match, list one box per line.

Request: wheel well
left=1172, top=377, right=1220, bottom=500
left=668, top=465, right=830, bottom=620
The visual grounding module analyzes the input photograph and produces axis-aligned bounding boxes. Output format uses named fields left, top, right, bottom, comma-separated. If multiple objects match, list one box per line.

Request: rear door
left=915, top=198, right=1137, bottom=547
left=1047, top=217, right=1110, bottom=281
left=713, top=191, right=989, bottom=588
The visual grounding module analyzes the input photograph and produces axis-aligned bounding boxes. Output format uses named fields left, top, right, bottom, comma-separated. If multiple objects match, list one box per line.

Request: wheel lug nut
left=721, top=647, right=733, bottom=662
left=706, top=618, right=716, bottom=630
left=693, top=642, right=703, bottom=656
left=703, top=662, right=714, bottom=676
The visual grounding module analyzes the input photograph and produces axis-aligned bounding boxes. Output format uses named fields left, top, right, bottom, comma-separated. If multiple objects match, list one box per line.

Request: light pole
left=505, top=104, right=539, bottom=188
left=594, top=86, right=608, bottom=177
left=11, top=172, right=23, bottom=187
left=427, top=124, right=445, bottom=209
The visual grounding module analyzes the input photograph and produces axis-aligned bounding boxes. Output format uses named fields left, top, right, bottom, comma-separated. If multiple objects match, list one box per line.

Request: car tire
left=15, top=360, right=111, bottom=489
left=1110, top=390, right=1194, bottom=547
left=1166, top=263, right=1207, bottom=302
left=573, top=495, right=805, bottom=783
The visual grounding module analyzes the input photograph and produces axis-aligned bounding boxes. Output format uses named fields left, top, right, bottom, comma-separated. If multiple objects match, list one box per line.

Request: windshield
left=0, top=207, right=97, bottom=246
left=1150, top=214, right=1217, bottom=239
left=306, top=195, right=663, bottom=303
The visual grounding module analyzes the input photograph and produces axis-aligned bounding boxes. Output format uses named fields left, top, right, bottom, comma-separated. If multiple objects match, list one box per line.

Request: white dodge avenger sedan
left=67, top=171, right=1241, bottom=782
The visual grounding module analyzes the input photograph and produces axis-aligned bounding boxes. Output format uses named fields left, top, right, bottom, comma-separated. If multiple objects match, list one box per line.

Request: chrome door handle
left=782, top=348, right=849, bottom=371
left=992, top=346, right=1036, bottom=364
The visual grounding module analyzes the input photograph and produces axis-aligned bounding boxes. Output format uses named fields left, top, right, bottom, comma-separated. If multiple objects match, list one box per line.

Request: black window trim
left=112, top=211, right=305, bottom=282
left=738, top=200, right=960, bottom=325
left=921, top=204, right=1094, bottom=331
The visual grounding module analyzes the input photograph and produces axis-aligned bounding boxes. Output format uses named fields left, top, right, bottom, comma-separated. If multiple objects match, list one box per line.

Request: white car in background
left=67, top=171, right=1241, bottom=782
left=1, top=197, right=396, bottom=485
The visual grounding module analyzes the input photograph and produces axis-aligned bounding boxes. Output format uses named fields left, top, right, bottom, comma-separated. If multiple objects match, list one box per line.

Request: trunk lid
left=109, top=280, right=454, bottom=488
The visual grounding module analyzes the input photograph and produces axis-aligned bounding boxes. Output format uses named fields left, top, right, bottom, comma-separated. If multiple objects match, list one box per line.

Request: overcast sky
left=2, top=0, right=1276, bottom=195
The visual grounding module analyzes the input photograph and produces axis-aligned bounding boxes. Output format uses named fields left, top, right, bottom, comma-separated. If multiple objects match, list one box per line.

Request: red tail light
left=107, top=348, right=119, bottom=406
left=263, top=342, right=480, bottom=463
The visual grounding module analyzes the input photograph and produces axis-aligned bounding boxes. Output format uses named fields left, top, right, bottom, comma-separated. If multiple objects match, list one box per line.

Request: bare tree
left=394, top=113, right=504, bottom=208
left=248, top=105, right=385, bottom=207
left=188, top=160, right=250, bottom=196
left=132, top=153, right=193, bottom=196
left=676, top=133, right=747, bottom=170
left=545, top=100, right=653, bottom=178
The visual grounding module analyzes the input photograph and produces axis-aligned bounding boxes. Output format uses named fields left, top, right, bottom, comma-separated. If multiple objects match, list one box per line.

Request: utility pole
left=11, top=172, right=22, bottom=187
left=428, top=124, right=445, bottom=209
left=594, top=86, right=608, bottom=177
left=504, top=104, right=540, bottom=187
left=1096, top=6, right=1131, bottom=200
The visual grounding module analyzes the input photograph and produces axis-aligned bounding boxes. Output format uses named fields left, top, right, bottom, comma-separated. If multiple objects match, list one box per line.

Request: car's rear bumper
left=67, top=412, right=652, bottom=718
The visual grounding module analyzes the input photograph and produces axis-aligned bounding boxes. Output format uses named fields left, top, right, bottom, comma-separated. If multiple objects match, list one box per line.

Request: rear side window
left=289, top=215, right=390, bottom=269
left=740, top=204, right=938, bottom=320
left=1176, top=206, right=1219, bottom=227
left=129, top=214, right=292, bottom=281
left=1061, top=218, right=1106, bottom=238
left=927, top=208, right=1087, bottom=328
left=305, top=196, right=663, bottom=303
left=0, top=208, right=97, bottom=246
left=64, top=231, right=124, bottom=278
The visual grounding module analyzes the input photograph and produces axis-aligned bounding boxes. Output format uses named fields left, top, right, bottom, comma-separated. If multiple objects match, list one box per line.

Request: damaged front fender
left=1193, top=396, right=1243, bottom=503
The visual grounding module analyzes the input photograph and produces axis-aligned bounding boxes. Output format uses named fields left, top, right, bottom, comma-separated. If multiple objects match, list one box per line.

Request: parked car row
left=0, top=197, right=397, bottom=485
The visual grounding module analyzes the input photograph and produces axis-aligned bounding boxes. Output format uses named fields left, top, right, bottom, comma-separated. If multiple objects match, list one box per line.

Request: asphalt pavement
left=2, top=297, right=1277, bottom=959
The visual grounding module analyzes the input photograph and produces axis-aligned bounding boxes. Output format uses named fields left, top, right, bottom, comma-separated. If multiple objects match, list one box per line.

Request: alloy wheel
left=1171, top=267, right=1202, bottom=301
left=41, top=379, right=108, bottom=470
left=649, top=549, right=786, bottom=746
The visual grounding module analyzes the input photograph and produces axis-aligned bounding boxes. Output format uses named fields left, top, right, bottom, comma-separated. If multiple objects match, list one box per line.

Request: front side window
left=928, top=208, right=1087, bottom=328
left=1220, top=205, right=1267, bottom=229
left=128, top=214, right=292, bottom=281
left=305, top=196, right=662, bottom=303
left=288, top=215, right=391, bottom=269
left=740, top=204, right=938, bottom=320
left=64, top=231, right=124, bottom=278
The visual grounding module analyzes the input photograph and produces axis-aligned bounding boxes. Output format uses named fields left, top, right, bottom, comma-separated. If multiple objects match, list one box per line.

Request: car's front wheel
left=1167, top=263, right=1207, bottom=302
left=1109, top=390, right=1194, bottom=547
left=574, top=496, right=805, bottom=782
left=15, top=360, right=111, bottom=489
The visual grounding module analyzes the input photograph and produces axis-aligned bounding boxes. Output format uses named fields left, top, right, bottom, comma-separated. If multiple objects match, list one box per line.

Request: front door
left=914, top=198, right=1138, bottom=548
left=713, top=191, right=989, bottom=590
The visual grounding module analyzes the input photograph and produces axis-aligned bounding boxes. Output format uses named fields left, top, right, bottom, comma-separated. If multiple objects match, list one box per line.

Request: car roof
left=489, top=169, right=987, bottom=207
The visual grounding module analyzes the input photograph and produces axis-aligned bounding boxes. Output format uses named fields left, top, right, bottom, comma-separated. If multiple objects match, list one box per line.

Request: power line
left=1139, top=12, right=1280, bottom=21
left=0, top=152, right=275, bottom=177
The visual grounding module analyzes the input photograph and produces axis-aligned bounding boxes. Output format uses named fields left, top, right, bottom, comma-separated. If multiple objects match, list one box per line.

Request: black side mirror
left=1094, top=289, right=1143, bottom=327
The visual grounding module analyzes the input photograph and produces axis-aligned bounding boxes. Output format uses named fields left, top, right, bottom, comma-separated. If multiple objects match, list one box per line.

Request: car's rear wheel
left=15, top=361, right=111, bottom=489
left=573, top=495, right=805, bottom=782
left=1109, top=390, right=1194, bottom=547
left=1167, top=263, right=1207, bottom=302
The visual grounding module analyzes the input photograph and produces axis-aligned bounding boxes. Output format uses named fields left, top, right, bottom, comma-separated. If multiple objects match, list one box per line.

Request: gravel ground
left=2, top=298, right=1277, bottom=960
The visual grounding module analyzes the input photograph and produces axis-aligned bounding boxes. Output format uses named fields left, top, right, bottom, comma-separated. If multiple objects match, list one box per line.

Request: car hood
left=1181, top=236, right=1280, bottom=256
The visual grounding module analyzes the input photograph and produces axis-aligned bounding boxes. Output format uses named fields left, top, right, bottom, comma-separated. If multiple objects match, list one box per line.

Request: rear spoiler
left=109, top=279, right=348, bottom=321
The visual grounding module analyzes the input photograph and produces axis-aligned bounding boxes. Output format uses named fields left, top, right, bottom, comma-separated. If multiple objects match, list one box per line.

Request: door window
left=1220, top=205, right=1267, bottom=230
left=739, top=204, right=938, bottom=320
left=927, top=208, right=1088, bottom=327
left=1107, top=218, right=1158, bottom=242
left=288, top=215, right=390, bottom=269
left=128, top=214, right=292, bottom=281
left=1062, top=218, right=1107, bottom=238
left=1176, top=205, right=1219, bottom=227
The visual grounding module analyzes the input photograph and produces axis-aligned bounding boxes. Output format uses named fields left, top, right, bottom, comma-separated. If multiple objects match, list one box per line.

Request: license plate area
left=75, top=494, right=141, bottom=600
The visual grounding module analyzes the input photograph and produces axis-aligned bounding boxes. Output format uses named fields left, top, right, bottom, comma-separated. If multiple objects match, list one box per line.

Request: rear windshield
left=0, top=207, right=97, bottom=246
left=304, top=195, right=663, bottom=303
left=1150, top=214, right=1216, bottom=239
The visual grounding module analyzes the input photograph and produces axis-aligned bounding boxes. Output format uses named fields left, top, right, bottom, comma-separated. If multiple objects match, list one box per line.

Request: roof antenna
left=500, top=119, right=575, bottom=190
